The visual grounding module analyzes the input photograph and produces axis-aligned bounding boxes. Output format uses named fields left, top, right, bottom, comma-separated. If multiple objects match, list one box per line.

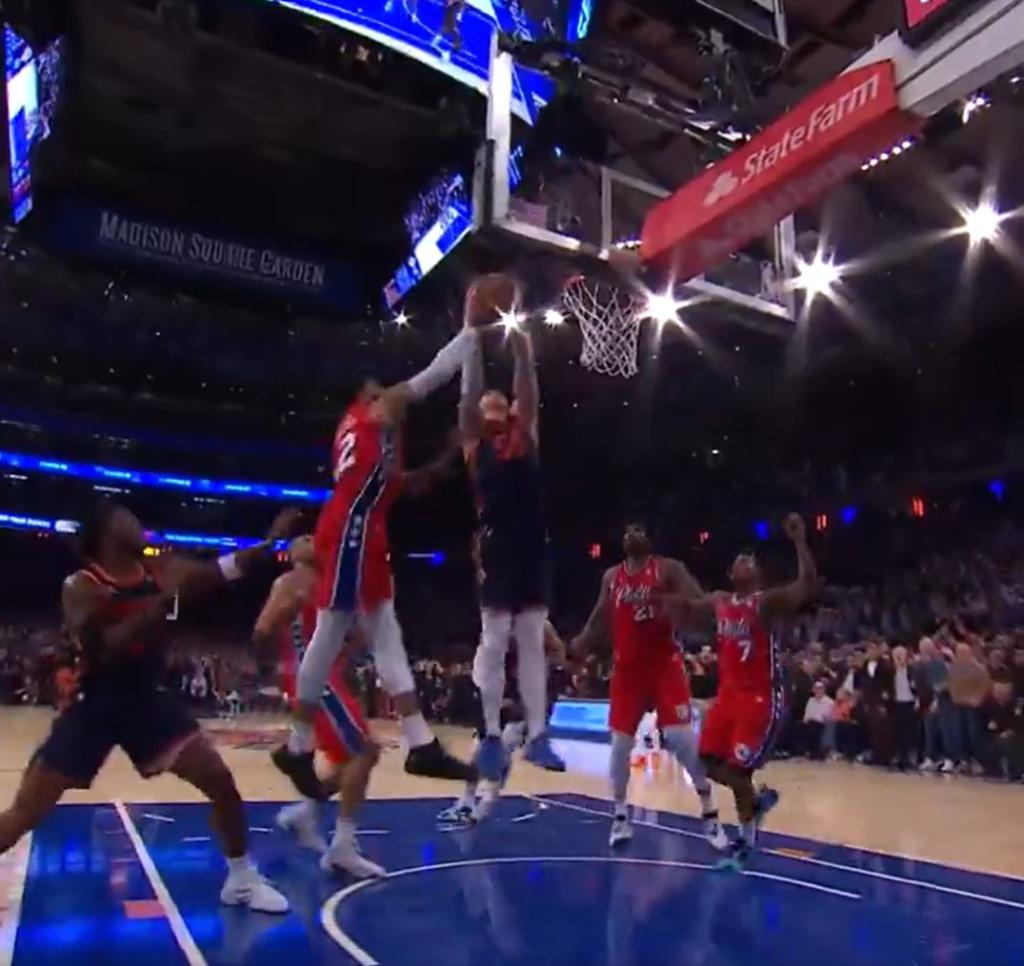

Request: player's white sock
left=501, top=721, right=526, bottom=753
left=512, top=609, right=548, bottom=739
left=333, top=816, right=356, bottom=847
left=740, top=820, right=757, bottom=845
left=401, top=713, right=434, bottom=749
left=610, top=731, right=632, bottom=806
left=458, top=785, right=477, bottom=810
left=287, top=722, right=314, bottom=754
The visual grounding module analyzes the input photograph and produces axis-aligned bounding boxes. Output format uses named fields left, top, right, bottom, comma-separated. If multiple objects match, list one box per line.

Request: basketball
left=465, top=272, right=520, bottom=326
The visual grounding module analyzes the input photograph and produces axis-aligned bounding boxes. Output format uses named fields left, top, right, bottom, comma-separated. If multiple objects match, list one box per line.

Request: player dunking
left=275, top=319, right=487, bottom=795
left=460, top=286, right=565, bottom=780
left=0, top=501, right=298, bottom=912
left=573, top=522, right=728, bottom=849
left=662, top=513, right=817, bottom=867
left=253, top=535, right=384, bottom=879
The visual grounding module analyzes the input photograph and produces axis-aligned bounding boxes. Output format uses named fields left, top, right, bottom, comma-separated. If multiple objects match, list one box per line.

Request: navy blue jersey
left=469, top=415, right=546, bottom=546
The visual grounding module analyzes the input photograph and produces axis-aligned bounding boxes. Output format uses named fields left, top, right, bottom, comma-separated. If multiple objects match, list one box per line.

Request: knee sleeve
left=609, top=731, right=633, bottom=803
left=473, top=610, right=513, bottom=693
left=362, top=601, right=415, bottom=696
left=297, top=609, right=354, bottom=703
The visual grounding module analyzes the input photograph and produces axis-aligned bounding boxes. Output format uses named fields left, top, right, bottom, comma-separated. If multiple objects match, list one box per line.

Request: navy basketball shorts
left=478, top=530, right=548, bottom=612
left=35, top=687, right=200, bottom=788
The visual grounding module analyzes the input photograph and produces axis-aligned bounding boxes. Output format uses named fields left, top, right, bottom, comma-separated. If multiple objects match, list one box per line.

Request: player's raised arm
left=759, top=513, right=818, bottom=617
left=571, top=566, right=616, bottom=655
left=161, top=506, right=301, bottom=597
left=509, top=325, right=538, bottom=442
left=459, top=321, right=486, bottom=444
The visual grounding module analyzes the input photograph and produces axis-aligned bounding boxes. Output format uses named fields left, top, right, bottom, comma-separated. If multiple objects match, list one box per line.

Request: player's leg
left=277, top=513, right=359, bottom=794
left=361, top=599, right=474, bottom=780
left=123, top=689, right=287, bottom=913
left=608, top=666, right=645, bottom=847
left=473, top=608, right=513, bottom=779
left=512, top=606, right=565, bottom=771
left=311, top=684, right=385, bottom=878
left=0, top=699, right=115, bottom=851
left=654, top=657, right=728, bottom=851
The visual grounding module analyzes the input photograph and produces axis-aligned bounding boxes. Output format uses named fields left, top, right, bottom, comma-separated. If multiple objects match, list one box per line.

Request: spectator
left=860, top=640, right=894, bottom=765
left=978, top=680, right=1023, bottom=780
left=949, top=642, right=991, bottom=775
left=833, top=688, right=863, bottom=759
left=889, top=645, right=918, bottom=769
left=917, top=637, right=957, bottom=773
left=801, top=680, right=836, bottom=759
left=1011, top=646, right=1024, bottom=696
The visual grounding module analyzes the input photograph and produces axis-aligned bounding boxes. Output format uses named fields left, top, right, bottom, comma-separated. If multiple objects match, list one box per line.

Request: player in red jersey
left=573, top=522, right=728, bottom=850
left=253, top=535, right=384, bottom=879
left=662, top=513, right=817, bottom=867
left=276, top=316, right=486, bottom=794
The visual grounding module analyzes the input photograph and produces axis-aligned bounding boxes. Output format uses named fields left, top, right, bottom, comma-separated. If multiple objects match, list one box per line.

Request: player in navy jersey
left=460, top=298, right=565, bottom=781
left=0, top=500, right=299, bottom=913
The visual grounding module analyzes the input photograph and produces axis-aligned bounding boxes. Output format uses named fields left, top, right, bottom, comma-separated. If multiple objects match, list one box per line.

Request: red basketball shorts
left=314, top=495, right=393, bottom=612
left=282, top=669, right=369, bottom=766
left=698, top=687, right=782, bottom=770
left=609, top=652, right=693, bottom=736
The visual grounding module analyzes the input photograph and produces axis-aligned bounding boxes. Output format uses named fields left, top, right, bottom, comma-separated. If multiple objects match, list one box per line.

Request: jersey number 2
left=334, top=432, right=356, bottom=482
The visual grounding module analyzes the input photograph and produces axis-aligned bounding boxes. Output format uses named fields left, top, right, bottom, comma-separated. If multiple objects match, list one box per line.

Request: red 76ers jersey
left=714, top=593, right=777, bottom=694
left=329, top=400, right=402, bottom=507
left=610, top=558, right=677, bottom=664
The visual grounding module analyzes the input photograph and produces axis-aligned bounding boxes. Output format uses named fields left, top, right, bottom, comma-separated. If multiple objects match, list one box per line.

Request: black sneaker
left=405, top=738, right=477, bottom=782
left=715, top=838, right=752, bottom=872
left=271, top=744, right=328, bottom=801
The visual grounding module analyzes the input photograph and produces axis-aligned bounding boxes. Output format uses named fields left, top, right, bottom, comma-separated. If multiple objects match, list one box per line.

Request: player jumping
left=0, top=501, right=299, bottom=913
left=274, top=320, right=487, bottom=796
left=661, top=513, right=817, bottom=868
left=438, top=618, right=568, bottom=824
left=253, top=535, right=384, bottom=879
left=460, top=286, right=566, bottom=782
left=572, top=522, right=728, bottom=850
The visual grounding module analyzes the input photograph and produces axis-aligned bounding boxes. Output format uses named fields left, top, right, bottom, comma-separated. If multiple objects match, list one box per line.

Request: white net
left=562, top=275, right=644, bottom=378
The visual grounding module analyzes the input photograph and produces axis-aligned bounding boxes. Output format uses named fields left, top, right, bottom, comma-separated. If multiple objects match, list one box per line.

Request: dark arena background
left=0, top=1, right=1023, bottom=964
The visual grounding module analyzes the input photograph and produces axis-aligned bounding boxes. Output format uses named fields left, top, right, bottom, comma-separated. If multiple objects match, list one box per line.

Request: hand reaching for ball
left=464, top=272, right=521, bottom=328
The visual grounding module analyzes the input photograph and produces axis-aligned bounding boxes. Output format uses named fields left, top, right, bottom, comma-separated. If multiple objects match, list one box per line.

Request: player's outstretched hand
left=782, top=513, right=806, bottom=543
left=266, top=507, right=304, bottom=543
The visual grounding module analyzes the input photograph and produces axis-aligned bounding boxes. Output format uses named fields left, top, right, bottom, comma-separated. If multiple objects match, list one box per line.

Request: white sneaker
left=919, top=758, right=937, bottom=772
left=704, top=819, right=730, bottom=852
left=320, top=843, right=386, bottom=879
left=220, top=867, right=290, bottom=914
left=939, top=758, right=956, bottom=774
left=609, top=814, right=632, bottom=848
left=276, top=803, right=328, bottom=853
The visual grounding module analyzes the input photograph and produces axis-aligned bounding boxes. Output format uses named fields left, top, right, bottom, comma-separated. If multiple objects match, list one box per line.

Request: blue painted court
left=9, top=793, right=1024, bottom=966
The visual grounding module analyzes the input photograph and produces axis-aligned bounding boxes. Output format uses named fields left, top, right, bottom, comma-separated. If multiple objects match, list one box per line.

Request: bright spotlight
left=543, top=308, right=565, bottom=327
left=961, top=93, right=989, bottom=124
left=393, top=310, right=410, bottom=327
left=795, top=255, right=841, bottom=299
left=498, top=309, right=525, bottom=331
left=643, top=289, right=682, bottom=324
left=964, top=204, right=1001, bottom=245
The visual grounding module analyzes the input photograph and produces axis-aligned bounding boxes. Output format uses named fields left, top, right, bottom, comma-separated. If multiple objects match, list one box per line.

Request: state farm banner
left=641, top=62, right=918, bottom=282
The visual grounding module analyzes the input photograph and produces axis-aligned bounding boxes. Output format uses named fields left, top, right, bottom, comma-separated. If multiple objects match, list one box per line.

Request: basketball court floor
left=1, top=707, right=1022, bottom=965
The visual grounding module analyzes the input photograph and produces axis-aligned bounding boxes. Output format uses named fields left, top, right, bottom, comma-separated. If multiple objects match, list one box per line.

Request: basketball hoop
left=562, top=274, right=644, bottom=379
